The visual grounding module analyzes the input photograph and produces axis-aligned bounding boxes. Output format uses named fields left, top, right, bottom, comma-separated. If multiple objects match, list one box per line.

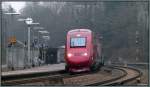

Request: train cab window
left=70, top=37, right=86, bottom=47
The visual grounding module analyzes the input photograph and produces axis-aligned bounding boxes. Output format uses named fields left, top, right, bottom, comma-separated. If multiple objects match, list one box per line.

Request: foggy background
left=2, top=1, right=148, bottom=65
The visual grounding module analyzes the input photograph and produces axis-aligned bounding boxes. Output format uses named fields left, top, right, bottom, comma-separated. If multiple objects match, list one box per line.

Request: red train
left=65, top=29, right=104, bottom=72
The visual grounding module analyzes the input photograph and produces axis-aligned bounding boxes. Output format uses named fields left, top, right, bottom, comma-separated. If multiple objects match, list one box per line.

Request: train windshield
left=70, top=37, right=86, bottom=47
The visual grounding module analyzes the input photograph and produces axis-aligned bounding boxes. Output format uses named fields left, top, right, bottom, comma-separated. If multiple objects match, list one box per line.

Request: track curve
left=2, top=65, right=142, bottom=86
left=101, top=66, right=142, bottom=86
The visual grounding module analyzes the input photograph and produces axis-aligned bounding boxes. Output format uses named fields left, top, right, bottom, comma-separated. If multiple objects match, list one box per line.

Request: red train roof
left=68, top=29, right=92, bottom=34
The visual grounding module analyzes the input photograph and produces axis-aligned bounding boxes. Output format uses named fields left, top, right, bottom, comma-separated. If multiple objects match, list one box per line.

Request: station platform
left=2, top=63, right=65, bottom=77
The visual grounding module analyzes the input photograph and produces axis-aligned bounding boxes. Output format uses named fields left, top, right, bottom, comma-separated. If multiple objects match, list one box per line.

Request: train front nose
left=67, top=52, right=90, bottom=67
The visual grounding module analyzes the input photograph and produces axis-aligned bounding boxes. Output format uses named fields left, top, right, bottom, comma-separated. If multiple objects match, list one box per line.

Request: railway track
left=2, top=70, right=96, bottom=85
left=86, top=66, right=142, bottom=86
left=2, top=65, right=142, bottom=86
left=100, top=66, right=142, bottom=86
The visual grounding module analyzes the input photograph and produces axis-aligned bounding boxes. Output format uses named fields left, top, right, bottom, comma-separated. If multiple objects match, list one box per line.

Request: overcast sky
left=2, top=2, right=25, bottom=13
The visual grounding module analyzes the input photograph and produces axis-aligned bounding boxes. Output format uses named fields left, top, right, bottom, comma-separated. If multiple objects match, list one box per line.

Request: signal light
left=83, top=52, right=88, bottom=56
left=67, top=53, right=72, bottom=57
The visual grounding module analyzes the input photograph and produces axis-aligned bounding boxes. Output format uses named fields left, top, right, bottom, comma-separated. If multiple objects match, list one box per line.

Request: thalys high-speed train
left=65, top=29, right=104, bottom=72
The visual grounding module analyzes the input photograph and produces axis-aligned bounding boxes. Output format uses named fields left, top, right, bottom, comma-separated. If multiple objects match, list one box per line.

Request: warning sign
left=9, top=36, right=16, bottom=44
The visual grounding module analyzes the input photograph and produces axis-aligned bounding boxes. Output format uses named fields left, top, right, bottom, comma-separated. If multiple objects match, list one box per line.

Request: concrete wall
left=57, top=48, right=65, bottom=63
left=6, top=47, right=39, bottom=70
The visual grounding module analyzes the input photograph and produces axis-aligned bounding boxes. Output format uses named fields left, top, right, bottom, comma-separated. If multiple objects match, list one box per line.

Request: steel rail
left=86, top=66, right=127, bottom=86
left=86, top=65, right=142, bottom=86
left=104, top=66, right=142, bottom=85
left=62, top=66, right=127, bottom=86
left=100, top=65, right=142, bottom=86
left=2, top=65, right=142, bottom=86
left=2, top=70, right=95, bottom=85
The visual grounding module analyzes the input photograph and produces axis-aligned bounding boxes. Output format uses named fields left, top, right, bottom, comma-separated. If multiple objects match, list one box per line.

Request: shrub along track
left=1, top=65, right=141, bottom=86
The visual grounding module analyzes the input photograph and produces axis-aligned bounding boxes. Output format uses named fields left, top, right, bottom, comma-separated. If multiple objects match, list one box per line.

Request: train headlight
left=67, top=53, right=73, bottom=57
left=83, top=52, right=88, bottom=56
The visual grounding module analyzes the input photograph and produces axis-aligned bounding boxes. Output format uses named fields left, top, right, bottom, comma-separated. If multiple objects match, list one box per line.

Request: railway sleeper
left=109, top=82, right=124, bottom=86
left=103, top=68, right=112, bottom=73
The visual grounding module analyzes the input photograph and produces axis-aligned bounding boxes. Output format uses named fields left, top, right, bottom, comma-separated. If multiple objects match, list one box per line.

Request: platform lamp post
left=4, top=12, right=20, bottom=70
left=42, top=35, right=50, bottom=64
left=18, top=18, right=39, bottom=68
left=38, top=30, right=50, bottom=48
left=26, top=18, right=33, bottom=67
left=135, top=30, right=139, bottom=62
left=33, top=27, right=44, bottom=48
left=4, top=12, right=20, bottom=37
left=42, top=35, right=50, bottom=46
left=38, top=30, right=49, bottom=34
left=38, top=30, right=50, bottom=46
left=38, top=30, right=50, bottom=64
left=4, top=13, right=20, bottom=15
left=99, top=36, right=104, bottom=65
left=33, top=27, right=44, bottom=66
